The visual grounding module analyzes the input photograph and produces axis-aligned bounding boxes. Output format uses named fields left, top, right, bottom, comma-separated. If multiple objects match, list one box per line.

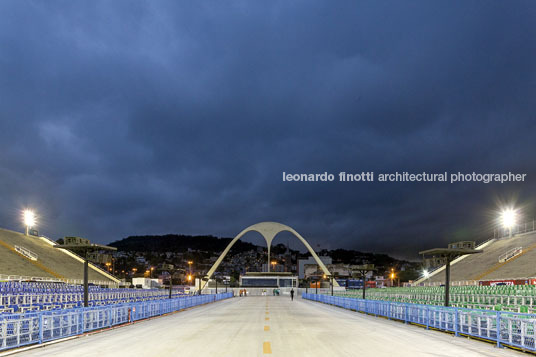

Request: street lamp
left=501, top=208, right=517, bottom=238
left=23, top=210, right=35, bottom=236
left=188, top=261, right=193, bottom=276
left=355, top=264, right=375, bottom=300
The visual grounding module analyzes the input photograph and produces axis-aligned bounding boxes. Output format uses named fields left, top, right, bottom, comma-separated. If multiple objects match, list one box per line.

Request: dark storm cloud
left=1, top=1, right=535, bottom=258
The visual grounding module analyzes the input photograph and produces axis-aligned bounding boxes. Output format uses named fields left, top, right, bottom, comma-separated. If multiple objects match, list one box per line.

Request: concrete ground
left=9, top=296, right=523, bottom=357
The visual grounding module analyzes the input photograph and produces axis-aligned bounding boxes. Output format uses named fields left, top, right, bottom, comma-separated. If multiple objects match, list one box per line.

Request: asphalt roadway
left=8, top=295, right=523, bottom=357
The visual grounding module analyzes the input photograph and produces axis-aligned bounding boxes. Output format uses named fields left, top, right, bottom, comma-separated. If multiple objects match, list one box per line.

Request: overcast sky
left=1, top=1, right=535, bottom=259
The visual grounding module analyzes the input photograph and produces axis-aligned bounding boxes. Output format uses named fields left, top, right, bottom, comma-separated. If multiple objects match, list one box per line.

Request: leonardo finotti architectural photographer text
left=282, top=171, right=527, bottom=184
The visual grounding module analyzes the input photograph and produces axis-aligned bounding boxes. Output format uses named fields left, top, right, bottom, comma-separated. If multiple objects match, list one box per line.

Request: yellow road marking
left=264, top=325, right=270, bottom=331
left=263, top=342, right=272, bottom=354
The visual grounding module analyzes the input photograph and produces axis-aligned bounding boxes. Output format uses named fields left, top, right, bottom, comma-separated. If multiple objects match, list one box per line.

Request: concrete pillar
left=267, top=245, right=270, bottom=272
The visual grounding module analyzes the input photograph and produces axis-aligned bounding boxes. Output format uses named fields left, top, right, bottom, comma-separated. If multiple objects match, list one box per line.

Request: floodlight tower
left=23, top=210, right=35, bottom=236
left=501, top=209, right=516, bottom=238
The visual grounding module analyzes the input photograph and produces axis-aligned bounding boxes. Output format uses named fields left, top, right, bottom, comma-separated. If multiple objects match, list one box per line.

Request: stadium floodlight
left=423, top=269, right=429, bottom=278
left=23, top=210, right=35, bottom=235
left=501, top=208, right=517, bottom=237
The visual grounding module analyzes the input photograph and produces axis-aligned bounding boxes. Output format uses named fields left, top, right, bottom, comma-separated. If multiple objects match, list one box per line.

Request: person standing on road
left=290, top=288, right=295, bottom=301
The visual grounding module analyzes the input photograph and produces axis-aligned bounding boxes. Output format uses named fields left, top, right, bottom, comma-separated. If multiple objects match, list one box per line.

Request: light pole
left=55, top=242, right=116, bottom=307
left=420, top=248, right=482, bottom=307
left=188, top=261, right=193, bottom=275
left=23, top=210, right=35, bottom=236
left=169, top=270, right=174, bottom=299
left=355, top=265, right=375, bottom=300
left=501, top=208, right=516, bottom=238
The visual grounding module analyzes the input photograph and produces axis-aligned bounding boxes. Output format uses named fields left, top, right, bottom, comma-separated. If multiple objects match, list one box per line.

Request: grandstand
left=338, top=284, right=536, bottom=313
left=418, top=231, right=536, bottom=284
left=326, top=229, right=536, bottom=315
left=0, top=228, right=118, bottom=285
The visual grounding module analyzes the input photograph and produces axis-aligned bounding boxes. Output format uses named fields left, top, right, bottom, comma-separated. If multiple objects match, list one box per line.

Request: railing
left=499, top=247, right=523, bottom=263
left=0, top=292, right=233, bottom=351
left=495, top=220, right=536, bottom=239
left=0, top=274, right=114, bottom=287
left=14, top=246, right=38, bottom=261
left=303, top=293, right=536, bottom=351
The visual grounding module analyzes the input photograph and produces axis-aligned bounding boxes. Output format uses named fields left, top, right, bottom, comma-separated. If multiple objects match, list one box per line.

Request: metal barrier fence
left=303, top=293, right=536, bottom=351
left=0, top=292, right=233, bottom=351
left=495, top=220, right=536, bottom=238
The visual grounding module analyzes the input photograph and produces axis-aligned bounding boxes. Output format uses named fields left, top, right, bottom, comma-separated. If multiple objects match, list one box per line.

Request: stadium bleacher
left=0, top=281, right=182, bottom=314
left=422, top=231, right=536, bottom=283
left=338, top=284, right=536, bottom=313
left=0, top=228, right=118, bottom=285
left=336, top=231, right=536, bottom=314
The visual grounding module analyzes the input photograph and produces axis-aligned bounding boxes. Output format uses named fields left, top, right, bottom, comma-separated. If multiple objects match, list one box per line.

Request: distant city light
left=23, top=210, right=35, bottom=227
left=501, top=209, right=516, bottom=229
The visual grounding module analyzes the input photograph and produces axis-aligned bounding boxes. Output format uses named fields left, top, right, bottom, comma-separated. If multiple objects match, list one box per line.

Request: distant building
left=87, top=252, right=112, bottom=265
left=64, top=236, right=90, bottom=245
left=239, top=272, right=297, bottom=288
left=303, top=263, right=374, bottom=280
left=132, top=277, right=161, bottom=289
left=160, top=263, right=174, bottom=270
left=298, top=256, right=332, bottom=279
left=423, top=241, right=476, bottom=269
left=136, top=256, right=147, bottom=264
left=262, top=263, right=285, bottom=272
left=423, top=256, right=447, bottom=269
left=448, top=241, right=475, bottom=249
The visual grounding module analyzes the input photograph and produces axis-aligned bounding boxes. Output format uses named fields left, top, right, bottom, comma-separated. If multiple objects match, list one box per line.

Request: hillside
left=109, top=234, right=258, bottom=254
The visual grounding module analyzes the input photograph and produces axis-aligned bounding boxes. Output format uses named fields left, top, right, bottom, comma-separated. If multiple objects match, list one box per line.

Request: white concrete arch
left=201, top=222, right=338, bottom=290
